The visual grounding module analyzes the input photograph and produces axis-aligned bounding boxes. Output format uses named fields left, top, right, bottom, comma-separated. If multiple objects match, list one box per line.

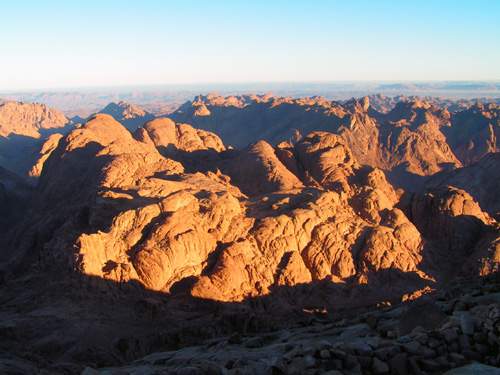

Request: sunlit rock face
left=28, top=133, right=63, bottom=178
left=425, top=152, right=500, bottom=220
left=7, top=110, right=498, bottom=306
left=0, top=101, right=73, bottom=177
left=0, top=101, right=69, bottom=138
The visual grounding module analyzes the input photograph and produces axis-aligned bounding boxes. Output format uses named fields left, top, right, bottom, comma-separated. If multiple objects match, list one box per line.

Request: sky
left=0, top=0, right=499, bottom=90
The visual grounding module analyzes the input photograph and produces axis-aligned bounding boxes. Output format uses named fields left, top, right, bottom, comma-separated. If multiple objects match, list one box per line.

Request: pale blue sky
left=1, top=0, right=499, bottom=90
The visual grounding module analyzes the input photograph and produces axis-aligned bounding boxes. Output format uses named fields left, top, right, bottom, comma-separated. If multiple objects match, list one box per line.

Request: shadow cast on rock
left=0, top=264, right=437, bottom=372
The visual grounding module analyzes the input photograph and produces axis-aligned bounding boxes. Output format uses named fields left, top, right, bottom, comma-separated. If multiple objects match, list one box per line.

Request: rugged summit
left=139, top=117, right=226, bottom=153
left=0, top=101, right=72, bottom=177
left=172, top=95, right=499, bottom=188
left=8, top=113, right=499, bottom=300
left=0, top=101, right=69, bottom=138
left=98, top=101, right=154, bottom=131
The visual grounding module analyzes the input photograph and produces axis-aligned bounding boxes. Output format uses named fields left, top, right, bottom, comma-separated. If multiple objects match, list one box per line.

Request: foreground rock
left=80, top=275, right=500, bottom=375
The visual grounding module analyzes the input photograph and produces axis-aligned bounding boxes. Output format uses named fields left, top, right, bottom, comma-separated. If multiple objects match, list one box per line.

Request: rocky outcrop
left=6, top=113, right=497, bottom=305
left=12, top=116, right=498, bottom=311
left=139, top=117, right=225, bottom=153
left=409, top=186, right=493, bottom=252
left=444, top=103, right=499, bottom=165
left=426, top=152, right=500, bottom=220
left=81, top=276, right=500, bottom=375
left=28, top=133, right=63, bottom=178
left=220, top=140, right=304, bottom=195
left=405, top=186, right=499, bottom=279
left=172, top=94, right=346, bottom=148
left=0, top=101, right=69, bottom=138
left=171, top=95, right=476, bottom=185
left=0, top=101, right=72, bottom=176
left=366, top=94, right=498, bottom=114
left=98, top=101, right=154, bottom=131
left=374, top=101, right=461, bottom=177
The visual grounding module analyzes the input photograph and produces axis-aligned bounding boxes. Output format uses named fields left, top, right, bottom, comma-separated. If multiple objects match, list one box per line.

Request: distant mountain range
left=1, top=81, right=498, bottom=118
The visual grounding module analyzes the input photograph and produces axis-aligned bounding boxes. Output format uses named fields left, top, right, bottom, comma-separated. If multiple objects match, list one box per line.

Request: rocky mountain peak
left=0, top=100, right=69, bottom=138
left=100, top=101, right=147, bottom=118
left=96, top=101, right=154, bottom=131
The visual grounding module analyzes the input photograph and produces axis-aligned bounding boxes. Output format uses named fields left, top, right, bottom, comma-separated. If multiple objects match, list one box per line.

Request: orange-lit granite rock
left=1, top=97, right=499, bottom=374
left=28, top=133, right=63, bottom=178
left=0, top=101, right=72, bottom=176
left=0, top=101, right=69, bottom=138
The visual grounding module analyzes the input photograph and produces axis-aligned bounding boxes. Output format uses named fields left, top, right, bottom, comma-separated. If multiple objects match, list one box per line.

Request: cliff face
left=0, top=101, right=72, bottom=177
left=0, top=101, right=69, bottom=138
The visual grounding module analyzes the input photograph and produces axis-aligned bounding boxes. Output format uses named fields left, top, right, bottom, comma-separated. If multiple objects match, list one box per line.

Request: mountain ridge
left=0, top=94, right=499, bottom=374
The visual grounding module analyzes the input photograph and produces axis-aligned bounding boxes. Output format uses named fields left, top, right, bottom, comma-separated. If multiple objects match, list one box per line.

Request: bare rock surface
left=98, top=101, right=154, bottom=131
left=28, top=133, right=64, bottom=178
left=0, top=101, right=73, bottom=176
left=426, top=152, right=500, bottom=220
left=0, top=95, right=499, bottom=374
left=172, top=95, right=499, bottom=189
left=0, top=101, right=69, bottom=138
left=6, top=112, right=498, bottom=301
left=443, top=103, right=499, bottom=165
left=75, top=275, right=500, bottom=374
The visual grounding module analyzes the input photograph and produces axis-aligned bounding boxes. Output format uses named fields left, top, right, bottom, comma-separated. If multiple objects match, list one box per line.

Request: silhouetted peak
left=99, top=101, right=149, bottom=119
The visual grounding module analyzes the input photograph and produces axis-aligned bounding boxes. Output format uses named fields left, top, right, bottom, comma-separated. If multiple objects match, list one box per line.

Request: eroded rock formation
left=98, top=101, right=154, bottom=131
left=172, top=95, right=499, bottom=187
left=0, top=96, right=499, bottom=374
left=0, top=101, right=73, bottom=176
left=8, top=114, right=498, bottom=306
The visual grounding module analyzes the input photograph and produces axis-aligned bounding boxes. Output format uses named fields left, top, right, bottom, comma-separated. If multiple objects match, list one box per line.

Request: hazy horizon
left=3, top=80, right=499, bottom=118
left=1, top=0, right=499, bottom=91
left=2, top=80, right=500, bottom=94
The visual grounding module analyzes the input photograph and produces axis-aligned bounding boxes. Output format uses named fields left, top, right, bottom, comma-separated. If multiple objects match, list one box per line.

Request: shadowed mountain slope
left=98, top=101, right=155, bottom=131
left=172, top=95, right=499, bottom=189
left=0, top=101, right=74, bottom=177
